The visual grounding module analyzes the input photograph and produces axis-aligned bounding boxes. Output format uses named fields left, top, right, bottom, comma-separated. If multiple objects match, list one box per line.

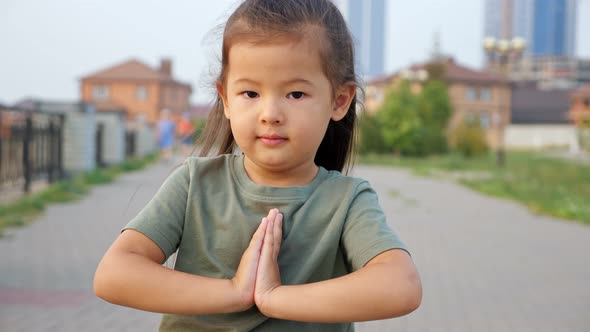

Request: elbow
left=405, top=273, right=422, bottom=314
left=93, top=266, right=110, bottom=301
left=384, top=269, right=422, bottom=318
left=400, top=270, right=422, bottom=315
left=93, top=260, right=120, bottom=304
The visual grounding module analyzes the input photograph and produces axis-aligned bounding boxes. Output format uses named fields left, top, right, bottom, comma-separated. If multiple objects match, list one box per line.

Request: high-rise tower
left=484, top=0, right=578, bottom=57
left=336, top=0, right=386, bottom=78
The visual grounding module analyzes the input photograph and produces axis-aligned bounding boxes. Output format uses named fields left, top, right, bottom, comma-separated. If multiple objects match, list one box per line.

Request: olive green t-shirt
left=125, top=154, right=408, bottom=332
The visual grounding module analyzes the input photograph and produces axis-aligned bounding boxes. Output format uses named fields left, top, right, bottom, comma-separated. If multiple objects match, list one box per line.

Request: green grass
left=0, top=153, right=159, bottom=236
left=360, top=152, right=590, bottom=225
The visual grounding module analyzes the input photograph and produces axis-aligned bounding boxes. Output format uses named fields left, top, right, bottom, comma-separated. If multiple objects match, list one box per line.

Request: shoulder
left=320, top=168, right=374, bottom=196
left=309, top=168, right=377, bottom=210
left=182, top=154, right=236, bottom=184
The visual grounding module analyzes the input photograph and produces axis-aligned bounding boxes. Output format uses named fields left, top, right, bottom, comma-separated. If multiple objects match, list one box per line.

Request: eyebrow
left=232, top=78, right=315, bottom=87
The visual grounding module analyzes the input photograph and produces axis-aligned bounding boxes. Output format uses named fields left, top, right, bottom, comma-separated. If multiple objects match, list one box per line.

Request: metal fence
left=0, top=109, right=64, bottom=193
left=125, top=130, right=137, bottom=158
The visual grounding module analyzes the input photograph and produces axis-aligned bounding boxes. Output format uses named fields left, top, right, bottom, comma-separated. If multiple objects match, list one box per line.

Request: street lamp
left=482, top=36, right=526, bottom=167
left=483, top=36, right=526, bottom=76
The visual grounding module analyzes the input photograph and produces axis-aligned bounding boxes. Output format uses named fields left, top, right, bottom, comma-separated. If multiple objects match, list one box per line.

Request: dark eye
left=243, top=91, right=259, bottom=98
left=288, top=91, right=305, bottom=99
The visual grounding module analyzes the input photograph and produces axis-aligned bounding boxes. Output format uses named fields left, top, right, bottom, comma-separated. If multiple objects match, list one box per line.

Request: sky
left=1, top=0, right=589, bottom=105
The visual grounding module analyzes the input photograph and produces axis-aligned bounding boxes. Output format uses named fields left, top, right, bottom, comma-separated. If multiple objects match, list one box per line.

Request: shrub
left=450, top=121, right=489, bottom=157
left=358, top=112, right=388, bottom=154
left=375, top=80, right=452, bottom=157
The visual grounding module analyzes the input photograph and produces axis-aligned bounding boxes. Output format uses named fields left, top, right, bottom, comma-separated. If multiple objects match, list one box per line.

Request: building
left=570, top=84, right=590, bottom=125
left=366, top=58, right=511, bottom=149
left=335, top=0, right=386, bottom=78
left=189, top=104, right=212, bottom=120
left=80, top=58, right=192, bottom=123
left=510, top=56, right=590, bottom=90
left=511, top=85, right=571, bottom=124
left=569, top=84, right=590, bottom=149
left=484, top=0, right=578, bottom=57
left=505, top=84, right=579, bottom=150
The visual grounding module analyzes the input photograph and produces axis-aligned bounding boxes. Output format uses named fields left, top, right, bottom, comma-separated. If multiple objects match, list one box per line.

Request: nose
left=259, top=98, right=284, bottom=125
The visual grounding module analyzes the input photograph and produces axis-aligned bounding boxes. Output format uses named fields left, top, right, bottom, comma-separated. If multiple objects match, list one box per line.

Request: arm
left=94, top=217, right=269, bottom=315
left=255, top=212, right=422, bottom=322
left=261, top=249, right=421, bottom=322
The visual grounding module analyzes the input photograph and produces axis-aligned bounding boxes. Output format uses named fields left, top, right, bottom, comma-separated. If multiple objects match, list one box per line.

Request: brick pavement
left=1, top=161, right=589, bottom=331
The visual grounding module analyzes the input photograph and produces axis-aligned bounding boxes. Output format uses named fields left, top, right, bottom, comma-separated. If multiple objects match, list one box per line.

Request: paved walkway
left=1, top=159, right=589, bottom=331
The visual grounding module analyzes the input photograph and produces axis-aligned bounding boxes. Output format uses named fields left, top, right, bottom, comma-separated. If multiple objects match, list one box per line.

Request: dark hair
left=196, top=0, right=360, bottom=173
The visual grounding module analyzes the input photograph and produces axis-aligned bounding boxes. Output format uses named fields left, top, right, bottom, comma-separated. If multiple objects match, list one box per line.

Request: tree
left=377, top=82, right=423, bottom=155
left=358, top=112, right=388, bottom=154
left=414, top=80, right=452, bottom=155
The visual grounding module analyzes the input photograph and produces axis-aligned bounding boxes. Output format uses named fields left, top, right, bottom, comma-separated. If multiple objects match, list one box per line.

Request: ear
left=216, top=82, right=230, bottom=119
left=331, top=82, right=356, bottom=121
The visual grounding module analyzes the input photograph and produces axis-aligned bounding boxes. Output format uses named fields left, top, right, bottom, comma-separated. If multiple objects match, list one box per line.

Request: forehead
left=226, top=40, right=328, bottom=85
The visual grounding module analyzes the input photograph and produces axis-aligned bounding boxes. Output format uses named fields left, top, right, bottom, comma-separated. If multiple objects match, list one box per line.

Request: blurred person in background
left=176, top=112, right=195, bottom=156
left=156, top=108, right=175, bottom=162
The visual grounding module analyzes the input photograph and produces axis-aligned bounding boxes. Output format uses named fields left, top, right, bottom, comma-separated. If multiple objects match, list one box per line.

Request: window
left=479, top=87, right=491, bottom=101
left=92, top=85, right=109, bottom=100
left=375, top=89, right=384, bottom=103
left=367, top=87, right=384, bottom=104
left=466, top=86, right=492, bottom=101
left=465, top=87, right=477, bottom=101
left=136, top=86, right=148, bottom=101
left=479, top=112, right=490, bottom=129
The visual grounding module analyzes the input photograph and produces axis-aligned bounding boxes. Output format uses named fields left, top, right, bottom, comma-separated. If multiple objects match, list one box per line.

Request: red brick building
left=80, top=58, right=192, bottom=123
left=366, top=58, right=510, bottom=149
left=569, top=84, right=590, bottom=126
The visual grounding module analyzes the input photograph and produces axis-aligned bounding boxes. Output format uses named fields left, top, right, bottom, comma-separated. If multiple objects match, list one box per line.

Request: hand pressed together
left=231, top=208, right=283, bottom=313
left=255, top=209, right=283, bottom=313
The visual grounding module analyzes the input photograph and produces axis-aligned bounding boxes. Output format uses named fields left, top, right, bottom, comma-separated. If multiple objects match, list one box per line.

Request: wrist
left=257, top=285, right=282, bottom=318
left=228, top=277, right=255, bottom=312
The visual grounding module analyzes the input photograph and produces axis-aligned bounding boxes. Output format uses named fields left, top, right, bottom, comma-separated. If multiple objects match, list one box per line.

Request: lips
left=258, top=134, right=287, bottom=146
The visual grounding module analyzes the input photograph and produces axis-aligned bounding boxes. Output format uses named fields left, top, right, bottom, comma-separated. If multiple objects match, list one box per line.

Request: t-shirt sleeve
left=124, top=163, right=190, bottom=259
left=341, top=181, right=409, bottom=271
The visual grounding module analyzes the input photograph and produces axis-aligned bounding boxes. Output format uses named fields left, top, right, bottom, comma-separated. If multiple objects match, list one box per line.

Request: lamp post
left=482, top=36, right=526, bottom=166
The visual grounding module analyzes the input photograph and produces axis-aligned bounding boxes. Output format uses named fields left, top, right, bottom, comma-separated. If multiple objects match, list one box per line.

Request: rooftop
left=80, top=58, right=191, bottom=89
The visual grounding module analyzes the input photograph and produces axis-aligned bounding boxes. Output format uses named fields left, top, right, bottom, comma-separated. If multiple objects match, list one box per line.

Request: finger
left=248, top=218, right=268, bottom=252
left=265, top=219, right=274, bottom=248
left=267, top=208, right=278, bottom=223
left=273, top=213, right=283, bottom=258
left=261, top=219, right=274, bottom=263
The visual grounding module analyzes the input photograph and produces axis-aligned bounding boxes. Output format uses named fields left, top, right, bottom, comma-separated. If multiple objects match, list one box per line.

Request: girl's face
left=218, top=39, right=354, bottom=186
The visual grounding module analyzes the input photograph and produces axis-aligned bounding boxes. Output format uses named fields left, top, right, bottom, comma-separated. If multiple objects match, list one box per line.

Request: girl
left=94, top=0, right=422, bottom=331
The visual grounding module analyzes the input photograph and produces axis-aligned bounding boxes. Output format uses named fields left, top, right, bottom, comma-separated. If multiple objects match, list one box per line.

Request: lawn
left=360, top=152, right=590, bottom=225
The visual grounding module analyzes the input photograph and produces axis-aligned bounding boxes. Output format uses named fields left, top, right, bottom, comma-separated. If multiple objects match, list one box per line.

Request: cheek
left=228, top=114, right=252, bottom=145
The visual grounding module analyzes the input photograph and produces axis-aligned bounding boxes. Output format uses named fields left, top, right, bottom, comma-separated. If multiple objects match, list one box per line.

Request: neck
left=242, top=157, right=319, bottom=187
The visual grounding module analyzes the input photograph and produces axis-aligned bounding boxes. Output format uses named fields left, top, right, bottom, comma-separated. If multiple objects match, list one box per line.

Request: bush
left=578, top=119, right=590, bottom=152
left=374, top=80, right=452, bottom=157
left=358, top=112, right=388, bottom=154
left=450, top=121, right=489, bottom=157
